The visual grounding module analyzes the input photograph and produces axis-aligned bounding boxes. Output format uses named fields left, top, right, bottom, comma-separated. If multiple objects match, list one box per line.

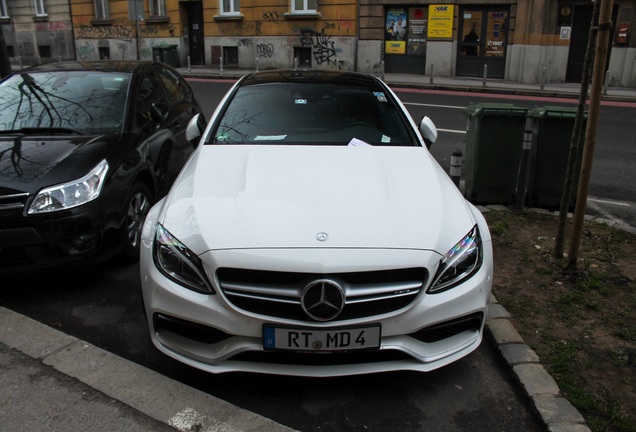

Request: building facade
left=3, top=0, right=635, bottom=87
left=358, top=0, right=636, bottom=87
left=1, top=0, right=74, bottom=67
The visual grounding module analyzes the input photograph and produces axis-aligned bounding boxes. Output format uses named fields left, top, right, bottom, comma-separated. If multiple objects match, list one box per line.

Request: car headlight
left=28, top=160, right=109, bottom=214
left=429, top=226, right=483, bottom=293
left=153, top=224, right=214, bottom=294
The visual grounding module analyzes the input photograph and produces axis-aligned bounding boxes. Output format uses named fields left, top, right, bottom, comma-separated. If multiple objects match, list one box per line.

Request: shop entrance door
left=456, top=7, right=509, bottom=78
left=183, top=1, right=205, bottom=66
left=565, top=5, right=617, bottom=82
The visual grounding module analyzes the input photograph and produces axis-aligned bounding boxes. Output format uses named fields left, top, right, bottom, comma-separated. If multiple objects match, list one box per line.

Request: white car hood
left=161, top=145, right=475, bottom=254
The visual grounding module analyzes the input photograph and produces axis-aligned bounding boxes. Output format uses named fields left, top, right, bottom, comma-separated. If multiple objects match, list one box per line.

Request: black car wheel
left=121, top=182, right=153, bottom=262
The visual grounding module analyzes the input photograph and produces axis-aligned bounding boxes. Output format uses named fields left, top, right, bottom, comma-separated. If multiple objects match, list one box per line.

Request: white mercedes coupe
left=139, top=69, right=493, bottom=377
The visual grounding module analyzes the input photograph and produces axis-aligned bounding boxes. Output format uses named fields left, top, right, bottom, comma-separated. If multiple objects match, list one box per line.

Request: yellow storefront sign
left=428, top=5, right=454, bottom=39
left=385, top=41, right=406, bottom=54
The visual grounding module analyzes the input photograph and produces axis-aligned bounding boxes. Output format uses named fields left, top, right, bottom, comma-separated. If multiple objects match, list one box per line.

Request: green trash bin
left=526, top=106, right=587, bottom=209
left=161, top=45, right=179, bottom=67
left=463, top=103, right=528, bottom=205
left=151, top=45, right=179, bottom=68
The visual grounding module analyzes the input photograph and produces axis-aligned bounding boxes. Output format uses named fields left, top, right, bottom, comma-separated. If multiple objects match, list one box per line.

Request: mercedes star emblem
left=301, top=279, right=345, bottom=321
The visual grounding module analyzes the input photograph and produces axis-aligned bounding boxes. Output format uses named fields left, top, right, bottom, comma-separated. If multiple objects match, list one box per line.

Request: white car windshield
left=210, top=82, right=416, bottom=146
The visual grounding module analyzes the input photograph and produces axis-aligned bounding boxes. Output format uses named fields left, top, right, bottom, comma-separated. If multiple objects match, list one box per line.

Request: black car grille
left=409, top=313, right=484, bottom=343
left=217, top=267, right=428, bottom=322
left=0, top=193, right=28, bottom=212
left=154, top=313, right=232, bottom=344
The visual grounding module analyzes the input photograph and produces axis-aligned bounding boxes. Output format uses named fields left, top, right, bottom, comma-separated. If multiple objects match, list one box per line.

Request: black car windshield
left=210, top=82, right=416, bottom=146
left=0, top=71, right=130, bottom=134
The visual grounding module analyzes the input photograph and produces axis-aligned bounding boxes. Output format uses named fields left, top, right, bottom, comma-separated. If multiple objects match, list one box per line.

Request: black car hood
left=0, top=134, right=113, bottom=195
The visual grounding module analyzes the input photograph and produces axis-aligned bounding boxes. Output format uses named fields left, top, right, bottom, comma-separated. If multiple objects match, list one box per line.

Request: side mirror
left=185, top=113, right=204, bottom=144
left=419, top=116, right=438, bottom=149
left=150, top=102, right=169, bottom=123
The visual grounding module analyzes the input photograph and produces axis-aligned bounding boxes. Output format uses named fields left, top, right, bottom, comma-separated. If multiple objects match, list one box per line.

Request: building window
left=7, top=46, right=14, bottom=57
left=33, top=0, right=46, bottom=16
left=0, top=0, right=9, bottom=18
left=220, top=0, right=240, bottom=15
left=38, top=45, right=51, bottom=58
left=292, top=0, right=317, bottom=13
left=294, top=47, right=311, bottom=68
left=149, top=0, right=166, bottom=17
left=98, top=47, right=110, bottom=60
left=94, top=0, right=109, bottom=20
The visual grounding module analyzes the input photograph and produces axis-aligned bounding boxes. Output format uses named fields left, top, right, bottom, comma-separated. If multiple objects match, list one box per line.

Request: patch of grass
left=615, top=326, right=636, bottom=342
left=543, top=342, right=636, bottom=432
left=488, top=208, right=636, bottom=432
left=487, top=212, right=511, bottom=237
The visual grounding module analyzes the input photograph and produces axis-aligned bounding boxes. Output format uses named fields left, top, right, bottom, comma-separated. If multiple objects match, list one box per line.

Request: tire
left=120, top=182, right=154, bottom=262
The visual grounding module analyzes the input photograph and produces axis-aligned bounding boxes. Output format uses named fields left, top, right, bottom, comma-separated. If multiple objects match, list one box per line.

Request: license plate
left=263, top=325, right=381, bottom=352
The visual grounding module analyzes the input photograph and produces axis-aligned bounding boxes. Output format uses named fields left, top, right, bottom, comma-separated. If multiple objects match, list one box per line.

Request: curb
left=485, top=297, right=590, bottom=432
left=0, top=306, right=297, bottom=432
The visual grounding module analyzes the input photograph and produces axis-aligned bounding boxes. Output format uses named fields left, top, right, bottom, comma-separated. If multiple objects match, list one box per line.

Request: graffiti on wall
left=262, top=11, right=285, bottom=23
left=75, top=24, right=133, bottom=41
left=77, top=42, right=95, bottom=60
left=238, top=38, right=253, bottom=47
left=117, top=42, right=129, bottom=59
left=256, top=43, right=274, bottom=58
left=233, top=21, right=262, bottom=36
left=140, top=24, right=175, bottom=37
left=300, top=29, right=340, bottom=65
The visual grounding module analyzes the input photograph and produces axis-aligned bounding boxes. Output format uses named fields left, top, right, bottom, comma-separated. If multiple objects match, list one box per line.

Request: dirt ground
left=483, top=208, right=636, bottom=432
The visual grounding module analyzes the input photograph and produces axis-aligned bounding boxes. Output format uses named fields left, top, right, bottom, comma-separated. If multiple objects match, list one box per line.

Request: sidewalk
left=175, top=65, right=636, bottom=102
left=0, top=306, right=295, bottom=432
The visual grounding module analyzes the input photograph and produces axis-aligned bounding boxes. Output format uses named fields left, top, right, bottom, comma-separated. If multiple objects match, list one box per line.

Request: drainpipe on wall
left=354, top=0, right=359, bottom=72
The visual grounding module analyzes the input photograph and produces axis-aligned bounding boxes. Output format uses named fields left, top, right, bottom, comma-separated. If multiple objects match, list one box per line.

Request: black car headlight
left=28, top=160, right=108, bottom=214
left=153, top=224, right=215, bottom=294
left=429, top=226, right=483, bottom=293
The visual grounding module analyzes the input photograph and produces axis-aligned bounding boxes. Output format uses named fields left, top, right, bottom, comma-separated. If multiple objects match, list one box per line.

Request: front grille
left=0, top=193, right=28, bottom=211
left=217, top=267, right=427, bottom=322
left=409, top=313, right=484, bottom=343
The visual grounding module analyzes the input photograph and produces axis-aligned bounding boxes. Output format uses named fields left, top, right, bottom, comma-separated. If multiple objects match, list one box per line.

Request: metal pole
left=540, top=67, right=547, bottom=90
left=294, top=57, right=298, bottom=70
left=603, top=70, right=610, bottom=95
left=256, top=56, right=260, bottom=72
left=482, top=64, right=487, bottom=87
left=381, top=60, right=385, bottom=81
left=515, top=129, right=534, bottom=208
left=430, top=63, right=434, bottom=84
left=187, top=56, right=191, bottom=73
left=133, top=0, right=141, bottom=60
left=450, top=149, right=463, bottom=189
left=220, top=56, right=223, bottom=75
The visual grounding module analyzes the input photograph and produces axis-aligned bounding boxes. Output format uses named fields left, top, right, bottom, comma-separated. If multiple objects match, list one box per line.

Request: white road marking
left=588, top=197, right=631, bottom=207
left=438, top=128, right=466, bottom=134
left=404, top=102, right=465, bottom=110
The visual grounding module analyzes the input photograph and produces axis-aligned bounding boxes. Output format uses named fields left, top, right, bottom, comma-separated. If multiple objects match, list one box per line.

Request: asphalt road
left=3, top=80, right=634, bottom=431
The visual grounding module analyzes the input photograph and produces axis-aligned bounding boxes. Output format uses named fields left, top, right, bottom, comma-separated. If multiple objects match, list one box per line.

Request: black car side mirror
left=150, top=102, right=169, bottom=123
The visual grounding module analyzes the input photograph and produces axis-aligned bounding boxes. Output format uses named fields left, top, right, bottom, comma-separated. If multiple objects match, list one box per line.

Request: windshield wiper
left=0, top=127, right=84, bottom=136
